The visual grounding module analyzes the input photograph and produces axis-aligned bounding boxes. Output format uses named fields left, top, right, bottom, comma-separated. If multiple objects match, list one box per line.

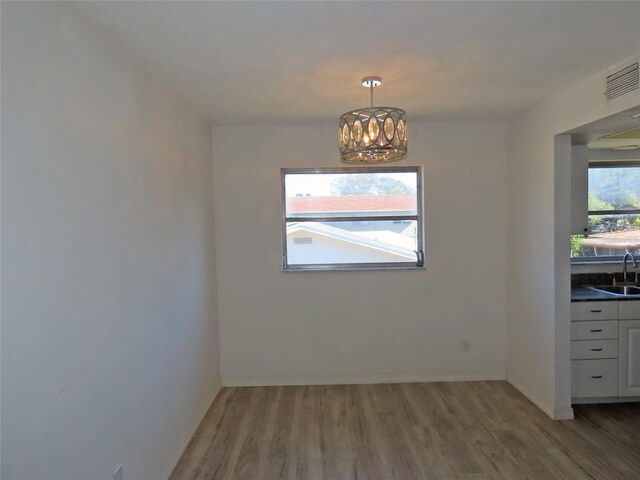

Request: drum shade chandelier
left=338, top=76, right=407, bottom=164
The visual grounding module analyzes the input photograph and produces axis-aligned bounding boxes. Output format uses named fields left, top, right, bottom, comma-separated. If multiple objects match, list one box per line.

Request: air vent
left=605, top=62, right=639, bottom=101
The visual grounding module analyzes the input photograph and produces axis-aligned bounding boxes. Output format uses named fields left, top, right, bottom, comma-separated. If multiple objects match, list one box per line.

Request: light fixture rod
left=362, top=76, right=382, bottom=108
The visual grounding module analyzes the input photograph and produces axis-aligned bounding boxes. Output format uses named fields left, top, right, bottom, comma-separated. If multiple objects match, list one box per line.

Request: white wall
left=1, top=3, right=220, bottom=479
left=212, top=121, right=508, bottom=386
left=506, top=55, right=640, bottom=419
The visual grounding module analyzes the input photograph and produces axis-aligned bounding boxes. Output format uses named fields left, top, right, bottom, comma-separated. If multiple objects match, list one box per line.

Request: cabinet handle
left=590, top=329, right=603, bottom=332
left=590, top=375, right=603, bottom=379
left=589, top=309, right=602, bottom=313
left=591, top=348, right=603, bottom=352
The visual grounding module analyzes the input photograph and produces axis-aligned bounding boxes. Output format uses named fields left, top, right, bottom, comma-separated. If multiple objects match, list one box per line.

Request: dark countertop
left=571, top=286, right=640, bottom=302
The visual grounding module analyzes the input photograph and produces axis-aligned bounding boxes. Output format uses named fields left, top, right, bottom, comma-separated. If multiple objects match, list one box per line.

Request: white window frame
left=572, top=161, right=640, bottom=263
left=281, top=166, right=424, bottom=271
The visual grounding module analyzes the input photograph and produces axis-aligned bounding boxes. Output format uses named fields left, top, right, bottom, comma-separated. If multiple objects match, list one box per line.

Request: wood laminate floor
left=169, top=381, right=640, bottom=480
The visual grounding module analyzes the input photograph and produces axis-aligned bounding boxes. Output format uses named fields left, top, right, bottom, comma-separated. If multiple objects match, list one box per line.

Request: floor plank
left=170, top=382, right=640, bottom=480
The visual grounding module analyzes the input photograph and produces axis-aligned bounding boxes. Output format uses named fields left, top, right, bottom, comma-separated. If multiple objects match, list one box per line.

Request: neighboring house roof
left=583, top=229, right=640, bottom=250
left=287, top=195, right=416, bottom=215
left=287, top=222, right=416, bottom=260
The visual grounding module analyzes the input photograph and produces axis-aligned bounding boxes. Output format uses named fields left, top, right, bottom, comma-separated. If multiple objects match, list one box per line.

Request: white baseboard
left=222, top=371, right=506, bottom=387
left=507, top=376, right=574, bottom=420
left=162, top=379, right=222, bottom=480
left=553, top=406, right=575, bottom=420
left=572, top=396, right=640, bottom=404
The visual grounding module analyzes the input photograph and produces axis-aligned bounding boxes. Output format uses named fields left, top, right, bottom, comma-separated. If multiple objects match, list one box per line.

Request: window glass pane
left=286, top=220, right=418, bottom=265
left=573, top=164, right=640, bottom=261
left=588, top=166, right=640, bottom=211
left=571, top=213, right=640, bottom=258
left=282, top=168, right=423, bottom=270
left=285, top=171, right=417, bottom=218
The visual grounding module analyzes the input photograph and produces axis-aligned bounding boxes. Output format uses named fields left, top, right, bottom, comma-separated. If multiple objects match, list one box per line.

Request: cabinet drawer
left=571, top=340, right=618, bottom=360
left=572, top=359, right=618, bottom=398
left=571, top=302, right=618, bottom=321
left=571, top=320, right=618, bottom=341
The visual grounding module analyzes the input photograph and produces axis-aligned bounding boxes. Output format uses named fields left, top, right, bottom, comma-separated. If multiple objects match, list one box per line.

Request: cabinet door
left=570, top=145, right=589, bottom=235
left=619, top=320, right=640, bottom=396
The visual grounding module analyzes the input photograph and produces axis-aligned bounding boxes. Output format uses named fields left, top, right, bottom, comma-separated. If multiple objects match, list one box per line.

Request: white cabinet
left=571, top=301, right=620, bottom=399
left=571, top=300, right=640, bottom=400
left=571, top=320, right=618, bottom=341
left=619, top=320, right=640, bottom=396
left=571, top=339, right=618, bottom=360
left=619, top=301, right=640, bottom=319
left=572, top=359, right=619, bottom=397
left=570, top=144, right=589, bottom=235
left=571, top=301, right=618, bottom=321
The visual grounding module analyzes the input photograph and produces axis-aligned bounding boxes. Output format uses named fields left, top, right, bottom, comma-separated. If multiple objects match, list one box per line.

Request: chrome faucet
left=622, top=253, right=638, bottom=283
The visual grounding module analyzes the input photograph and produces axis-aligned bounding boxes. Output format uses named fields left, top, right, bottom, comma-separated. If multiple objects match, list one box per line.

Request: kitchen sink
left=588, top=285, right=640, bottom=296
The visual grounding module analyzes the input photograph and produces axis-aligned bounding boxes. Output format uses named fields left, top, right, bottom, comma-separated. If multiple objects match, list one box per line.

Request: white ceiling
left=77, top=1, right=640, bottom=126
left=569, top=105, right=640, bottom=152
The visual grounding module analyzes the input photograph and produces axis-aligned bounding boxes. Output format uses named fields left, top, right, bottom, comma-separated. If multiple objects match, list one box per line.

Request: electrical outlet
left=461, top=340, right=471, bottom=354
left=113, top=464, right=123, bottom=480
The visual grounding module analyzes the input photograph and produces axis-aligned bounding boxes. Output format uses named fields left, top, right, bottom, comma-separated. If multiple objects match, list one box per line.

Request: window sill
left=571, top=260, right=623, bottom=266
left=283, top=265, right=426, bottom=272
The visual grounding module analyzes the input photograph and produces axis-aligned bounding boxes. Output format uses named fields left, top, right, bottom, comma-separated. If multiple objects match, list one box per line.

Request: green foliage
left=589, top=166, right=640, bottom=208
left=588, top=193, right=613, bottom=211
left=588, top=193, right=613, bottom=227
left=620, top=191, right=640, bottom=209
left=570, top=234, right=585, bottom=258
left=588, top=192, right=640, bottom=232
left=330, top=175, right=414, bottom=195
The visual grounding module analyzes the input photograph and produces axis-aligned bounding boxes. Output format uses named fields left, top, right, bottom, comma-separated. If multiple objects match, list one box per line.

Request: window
left=282, top=166, right=424, bottom=271
left=572, top=162, right=640, bottom=261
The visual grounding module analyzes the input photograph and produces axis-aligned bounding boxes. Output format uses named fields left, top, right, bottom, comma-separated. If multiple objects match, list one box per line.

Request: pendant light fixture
left=338, top=76, right=407, bottom=164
